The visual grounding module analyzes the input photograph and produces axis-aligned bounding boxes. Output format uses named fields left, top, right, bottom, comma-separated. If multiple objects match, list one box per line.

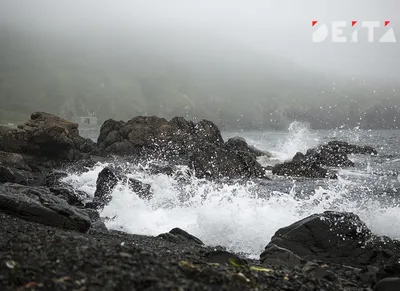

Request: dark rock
left=128, top=178, right=152, bottom=199
left=147, top=164, right=175, bottom=176
left=49, top=187, right=85, bottom=207
left=376, top=262, right=400, bottom=282
left=205, top=250, right=248, bottom=267
left=306, top=146, right=354, bottom=167
left=373, top=277, right=400, bottom=291
left=158, top=228, right=204, bottom=246
left=45, top=171, right=69, bottom=188
left=0, top=151, right=48, bottom=186
left=0, top=151, right=31, bottom=170
left=260, top=244, right=303, bottom=266
left=292, top=152, right=306, bottom=162
left=0, top=183, right=91, bottom=232
left=263, top=211, right=400, bottom=268
left=272, top=160, right=335, bottom=179
left=302, top=261, right=339, bottom=283
left=0, top=165, right=27, bottom=184
left=97, top=116, right=223, bottom=157
left=84, top=208, right=108, bottom=233
left=303, top=141, right=377, bottom=168
left=93, top=167, right=152, bottom=208
left=225, top=136, right=271, bottom=158
left=327, top=141, right=378, bottom=155
left=88, top=219, right=108, bottom=233
left=0, top=112, right=96, bottom=160
left=94, top=167, right=120, bottom=205
left=272, top=140, right=377, bottom=178
left=190, top=142, right=267, bottom=179
left=84, top=201, right=103, bottom=209
left=358, top=265, right=379, bottom=286
left=0, top=165, right=46, bottom=186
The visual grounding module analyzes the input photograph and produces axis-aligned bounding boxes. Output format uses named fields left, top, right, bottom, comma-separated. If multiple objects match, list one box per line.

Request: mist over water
left=1, top=0, right=400, bottom=129
left=64, top=124, right=400, bottom=257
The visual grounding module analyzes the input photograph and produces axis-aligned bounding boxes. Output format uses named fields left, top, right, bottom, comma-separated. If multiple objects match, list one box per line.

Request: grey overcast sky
left=0, top=0, right=399, bottom=80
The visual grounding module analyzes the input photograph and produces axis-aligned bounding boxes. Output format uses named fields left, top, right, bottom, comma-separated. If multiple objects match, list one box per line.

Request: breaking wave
left=64, top=126, right=400, bottom=257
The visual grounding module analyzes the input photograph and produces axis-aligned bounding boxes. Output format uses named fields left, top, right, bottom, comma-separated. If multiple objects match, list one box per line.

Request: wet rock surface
left=189, top=142, right=267, bottom=179
left=262, top=211, right=400, bottom=268
left=272, top=141, right=378, bottom=179
left=272, top=160, right=334, bottom=179
left=96, top=116, right=224, bottom=157
left=0, top=183, right=93, bottom=232
left=96, top=116, right=268, bottom=180
left=225, top=136, right=271, bottom=158
left=91, top=167, right=152, bottom=208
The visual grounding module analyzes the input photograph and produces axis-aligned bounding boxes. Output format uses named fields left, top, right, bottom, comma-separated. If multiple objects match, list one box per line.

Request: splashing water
left=63, top=162, right=400, bottom=257
left=63, top=128, right=400, bottom=257
left=270, top=121, right=319, bottom=161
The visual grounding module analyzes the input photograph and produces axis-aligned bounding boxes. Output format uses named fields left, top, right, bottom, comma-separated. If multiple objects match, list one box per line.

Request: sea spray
left=63, top=160, right=400, bottom=257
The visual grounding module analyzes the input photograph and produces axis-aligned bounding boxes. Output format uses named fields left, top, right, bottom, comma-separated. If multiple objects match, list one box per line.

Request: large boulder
left=97, top=116, right=223, bottom=157
left=97, top=116, right=223, bottom=155
left=261, top=211, right=400, bottom=268
left=189, top=143, right=267, bottom=179
left=0, top=112, right=96, bottom=160
left=0, top=183, right=93, bottom=232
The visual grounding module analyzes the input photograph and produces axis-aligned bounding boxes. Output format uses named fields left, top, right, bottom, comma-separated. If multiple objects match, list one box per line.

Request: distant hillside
left=0, top=25, right=399, bottom=129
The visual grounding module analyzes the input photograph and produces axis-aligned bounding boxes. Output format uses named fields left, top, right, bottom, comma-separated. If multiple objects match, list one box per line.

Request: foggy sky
left=0, top=0, right=399, bottom=80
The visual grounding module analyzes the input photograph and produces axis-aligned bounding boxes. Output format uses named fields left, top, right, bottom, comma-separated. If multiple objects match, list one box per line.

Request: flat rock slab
left=0, top=183, right=91, bottom=232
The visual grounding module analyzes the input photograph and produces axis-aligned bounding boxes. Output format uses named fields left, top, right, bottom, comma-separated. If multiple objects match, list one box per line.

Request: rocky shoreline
left=0, top=112, right=398, bottom=291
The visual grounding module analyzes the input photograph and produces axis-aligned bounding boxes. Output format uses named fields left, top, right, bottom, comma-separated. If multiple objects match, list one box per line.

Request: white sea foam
left=63, top=163, right=400, bottom=257
left=62, top=126, right=400, bottom=257
left=269, top=121, right=319, bottom=161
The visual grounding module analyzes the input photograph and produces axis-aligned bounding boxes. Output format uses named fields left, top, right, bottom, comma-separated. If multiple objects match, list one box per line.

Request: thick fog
left=0, top=0, right=399, bottom=129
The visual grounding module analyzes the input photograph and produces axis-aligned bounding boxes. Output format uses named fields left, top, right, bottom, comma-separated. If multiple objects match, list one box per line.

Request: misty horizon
left=0, top=0, right=399, bottom=129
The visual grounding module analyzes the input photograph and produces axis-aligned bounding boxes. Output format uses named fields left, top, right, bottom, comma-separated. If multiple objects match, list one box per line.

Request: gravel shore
left=0, top=211, right=361, bottom=291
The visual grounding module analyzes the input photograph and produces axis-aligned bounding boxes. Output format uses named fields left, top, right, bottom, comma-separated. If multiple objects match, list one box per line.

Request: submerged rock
left=306, top=145, right=355, bottom=167
left=327, top=141, right=377, bottom=155
left=225, top=136, right=271, bottom=158
left=262, top=211, right=400, bottom=268
left=272, top=140, right=377, bottom=179
left=272, top=160, right=335, bottom=179
left=305, top=141, right=377, bottom=168
left=91, top=167, right=152, bottom=208
left=94, top=167, right=120, bottom=205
